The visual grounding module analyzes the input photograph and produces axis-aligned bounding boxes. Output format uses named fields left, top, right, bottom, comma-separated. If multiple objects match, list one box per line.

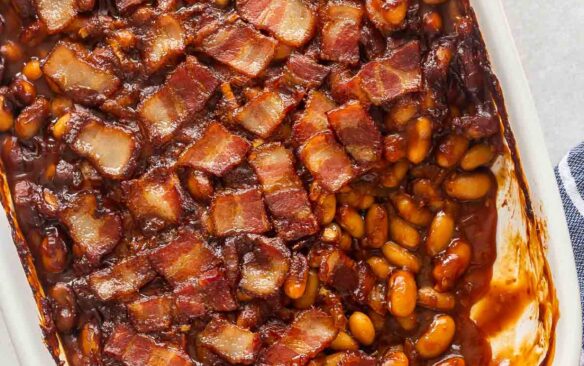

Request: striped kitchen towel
left=554, top=141, right=584, bottom=364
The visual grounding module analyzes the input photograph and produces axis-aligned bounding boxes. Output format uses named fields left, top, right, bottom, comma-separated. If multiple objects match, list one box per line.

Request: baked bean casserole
left=0, top=0, right=535, bottom=364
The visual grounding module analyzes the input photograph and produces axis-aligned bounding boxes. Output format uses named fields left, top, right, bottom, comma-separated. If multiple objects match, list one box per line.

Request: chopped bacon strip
left=63, top=111, right=140, bottom=180
left=210, top=188, right=271, bottom=236
left=285, top=54, right=330, bottom=89
left=299, top=132, right=356, bottom=192
left=35, top=0, right=77, bottom=33
left=173, top=268, right=237, bottom=319
left=235, top=89, right=300, bottom=138
left=292, top=90, right=336, bottom=146
left=336, top=351, right=376, bottom=366
left=105, top=325, right=193, bottom=366
left=237, top=235, right=291, bottom=297
left=149, top=232, right=221, bottom=286
left=88, top=256, right=156, bottom=301
left=259, top=309, right=338, bottom=365
left=178, top=122, right=250, bottom=177
left=138, top=56, right=219, bottom=144
left=237, top=0, right=316, bottom=47
left=327, top=101, right=382, bottom=163
left=319, top=249, right=375, bottom=302
left=43, top=42, right=121, bottom=105
left=60, top=192, right=121, bottom=266
left=143, top=14, right=186, bottom=74
left=249, top=143, right=318, bottom=241
left=355, top=41, right=422, bottom=105
left=123, top=168, right=184, bottom=232
left=199, top=318, right=261, bottom=365
left=320, top=1, right=364, bottom=65
left=127, top=295, right=174, bottom=333
left=199, top=21, right=277, bottom=77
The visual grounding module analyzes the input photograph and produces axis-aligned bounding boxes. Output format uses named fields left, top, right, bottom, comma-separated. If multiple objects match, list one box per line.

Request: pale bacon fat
left=327, top=101, right=382, bottom=163
left=199, top=318, right=261, bottom=365
left=59, top=192, right=122, bottom=266
left=292, top=90, right=336, bottom=146
left=127, top=295, right=174, bottom=333
left=285, top=54, right=330, bottom=89
left=143, top=14, right=186, bottom=74
left=123, top=168, right=184, bottom=232
left=249, top=143, right=318, bottom=241
left=35, top=0, right=77, bottom=34
left=210, top=188, right=271, bottom=236
left=356, top=41, right=422, bottom=105
left=178, top=122, right=251, bottom=177
left=320, top=1, right=364, bottom=65
left=199, top=21, right=277, bottom=77
left=65, top=111, right=140, bottom=180
left=43, top=42, right=121, bottom=105
left=258, top=309, right=339, bottom=365
left=299, top=132, right=355, bottom=192
left=138, top=56, right=219, bottom=145
left=105, top=325, right=193, bottom=366
left=237, top=0, right=316, bottom=47
left=88, top=256, right=156, bottom=301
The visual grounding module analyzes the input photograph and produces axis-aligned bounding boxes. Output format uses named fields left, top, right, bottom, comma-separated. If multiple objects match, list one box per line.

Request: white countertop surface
left=0, top=1, right=582, bottom=363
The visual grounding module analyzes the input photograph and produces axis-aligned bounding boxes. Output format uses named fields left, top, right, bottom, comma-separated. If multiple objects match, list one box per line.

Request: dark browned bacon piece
left=123, top=168, right=185, bottom=232
left=143, top=14, right=186, bottom=74
left=199, top=21, right=277, bottom=77
left=249, top=143, right=318, bottom=241
left=88, top=256, right=156, bottom=301
left=115, top=0, right=146, bottom=13
left=63, top=111, right=140, bottom=180
left=210, top=188, right=271, bottom=236
left=292, top=90, right=336, bottom=146
left=43, top=42, right=121, bottom=105
left=285, top=54, right=330, bottom=89
left=59, top=192, right=122, bottom=266
left=327, top=101, right=382, bottom=163
left=258, top=309, right=338, bottom=365
left=199, top=318, right=261, bottom=365
left=178, top=122, right=250, bottom=177
left=237, top=0, right=316, bottom=47
left=319, top=249, right=375, bottom=302
left=138, top=57, right=219, bottom=145
left=34, top=0, right=77, bottom=34
left=127, top=295, right=174, bottom=333
left=320, top=1, right=364, bottom=65
left=105, top=325, right=193, bottom=366
left=299, top=132, right=355, bottom=192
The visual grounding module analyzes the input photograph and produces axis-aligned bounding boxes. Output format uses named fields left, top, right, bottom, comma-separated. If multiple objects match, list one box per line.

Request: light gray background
left=0, top=0, right=582, bottom=362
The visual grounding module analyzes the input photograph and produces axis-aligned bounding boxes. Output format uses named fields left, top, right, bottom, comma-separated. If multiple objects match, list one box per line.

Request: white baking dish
left=0, top=0, right=580, bottom=364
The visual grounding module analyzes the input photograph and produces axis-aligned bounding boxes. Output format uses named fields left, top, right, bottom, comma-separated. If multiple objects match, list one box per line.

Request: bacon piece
left=336, top=351, right=376, bottom=366
left=237, top=0, right=316, bottom=47
left=88, top=256, right=156, bottom=301
left=199, top=318, right=261, bottom=365
left=292, top=91, right=336, bottom=146
left=123, top=168, right=184, bottom=232
left=238, top=235, right=291, bottom=297
left=115, top=0, right=145, bottom=13
left=63, top=111, right=140, bottom=180
left=178, top=122, right=250, bottom=176
left=259, top=309, right=338, bottom=365
left=234, top=89, right=300, bottom=138
left=319, top=250, right=375, bottom=302
left=327, top=101, right=382, bottom=163
left=299, top=132, right=355, bottom=192
left=138, top=57, right=219, bottom=145
left=285, top=54, right=330, bottom=89
left=35, top=0, right=77, bottom=33
left=127, top=295, right=174, bottom=333
left=143, top=14, right=186, bottom=74
left=356, top=41, right=422, bottom=105
left=43, top=42, right=121, bottom=105
left=199, top=21, right=276, bottom=77
left=320, top=1, right=364, bottom=65
left=149, top=232, right=221, bottom=286
left=105, top=325, right=193, bottom=366
left=249, top=143, right=318, bottom=241
left=210, top=188, right=271, bottom=237
left=452, top=108, right=499, bottom=139
left=173, top=269, right=237, bottom=319
left=60, top=192, right=121, bottom=266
